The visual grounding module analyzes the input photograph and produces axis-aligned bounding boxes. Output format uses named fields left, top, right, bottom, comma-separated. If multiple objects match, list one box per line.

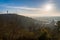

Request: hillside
left=0, top=14, right=41, bottom=40
left=0, top=14, right=59, bottom=40
left=0, top=14, right=38, bottom=31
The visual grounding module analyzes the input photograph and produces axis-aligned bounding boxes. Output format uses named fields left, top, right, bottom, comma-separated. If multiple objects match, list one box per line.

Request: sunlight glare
left=44, top=4, right=53, bottom=11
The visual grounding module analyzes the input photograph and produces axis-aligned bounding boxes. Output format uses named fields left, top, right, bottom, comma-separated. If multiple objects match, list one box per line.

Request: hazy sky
left=0, top=0, right=60, bottom=17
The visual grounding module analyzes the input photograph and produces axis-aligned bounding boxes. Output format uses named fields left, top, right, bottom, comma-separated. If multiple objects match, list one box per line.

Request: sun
left=44, top=4, right=53, bottom=11
left=45, top=5, right=52, bottom=11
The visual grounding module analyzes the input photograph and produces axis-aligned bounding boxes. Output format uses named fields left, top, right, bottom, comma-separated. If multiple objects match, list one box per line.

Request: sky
left=0, top=0, right=60, bottom=17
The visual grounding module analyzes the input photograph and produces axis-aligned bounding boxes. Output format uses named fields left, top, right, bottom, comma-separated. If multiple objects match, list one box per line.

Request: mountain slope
left=0, top=14, right=38, bottom=32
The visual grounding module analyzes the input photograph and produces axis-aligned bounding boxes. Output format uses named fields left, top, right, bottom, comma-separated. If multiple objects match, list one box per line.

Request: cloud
left=0, top=4, right=43, bottom=13
left=0, top=5, right=41, bottom=11
left=7, top=6, right=40, bottom=11
left=19, top=12, right=60, bottom=17
left=0, top=4, right=60, bottom=17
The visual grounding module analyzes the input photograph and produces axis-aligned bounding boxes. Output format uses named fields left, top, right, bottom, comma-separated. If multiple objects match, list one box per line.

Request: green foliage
left=0, top=14, right=59, bottom=40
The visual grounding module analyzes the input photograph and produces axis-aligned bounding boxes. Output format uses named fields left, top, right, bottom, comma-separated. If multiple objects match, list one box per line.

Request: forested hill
left=0, top=14, right=38, bottom=32
left=0, top=14, right=58, bottom=40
